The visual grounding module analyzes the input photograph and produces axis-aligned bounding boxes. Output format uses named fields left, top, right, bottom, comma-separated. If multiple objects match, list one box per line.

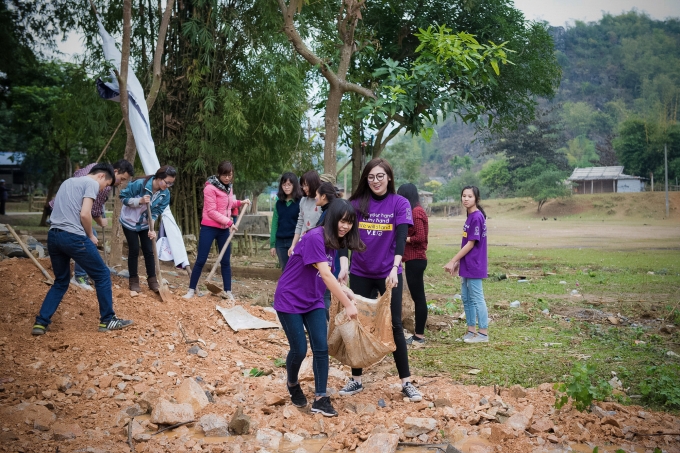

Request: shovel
left=6, top=224, right=54, bottom=285
left=147, top=205, right=172, bottom=302
left=205, top=207, right=247, bottom=295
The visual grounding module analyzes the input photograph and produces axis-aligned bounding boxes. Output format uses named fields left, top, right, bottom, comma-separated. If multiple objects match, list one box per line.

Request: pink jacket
left=201, top=182, right=242, bottom=229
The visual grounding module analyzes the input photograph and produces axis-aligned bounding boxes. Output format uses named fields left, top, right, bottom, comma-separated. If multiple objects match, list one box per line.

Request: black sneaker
left=31, top=324, right=47, bottom=336
left=405, top=335, right=426, bottom=345
left=287, top=383, right=308, bottom=407
left=338, top=378, right=363, bottom=396
left=98, top=316, right=134, bottom=332
left=311, top=396, right=338, bottom=417
left=402, top=382, right=423, bottom=402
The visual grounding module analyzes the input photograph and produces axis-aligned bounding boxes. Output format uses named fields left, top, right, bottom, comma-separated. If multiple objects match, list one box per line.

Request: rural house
left=568, top=166, right=645, bottom=194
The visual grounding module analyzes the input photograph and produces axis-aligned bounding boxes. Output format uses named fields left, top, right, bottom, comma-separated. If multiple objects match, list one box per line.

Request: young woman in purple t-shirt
left=337, top=158, right=423, bottom=403
left=273, top=200, right=365, bottom=417
left=444, top=186, right=489, bottom=343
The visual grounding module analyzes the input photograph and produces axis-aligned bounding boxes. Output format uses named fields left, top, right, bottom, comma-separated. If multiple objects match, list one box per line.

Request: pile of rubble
left=0, top=257, right=678, bottom=453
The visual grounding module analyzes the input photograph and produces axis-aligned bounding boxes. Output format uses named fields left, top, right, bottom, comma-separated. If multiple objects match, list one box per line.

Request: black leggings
left=123, top=227, right=156, bottom=278
left=349, top=273, right=410, bottom=379
left=405, top=259, right=428, bottom=335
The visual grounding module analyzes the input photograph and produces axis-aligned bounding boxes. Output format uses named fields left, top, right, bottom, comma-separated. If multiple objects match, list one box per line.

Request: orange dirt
left=0, top=257, right=678, bottom=453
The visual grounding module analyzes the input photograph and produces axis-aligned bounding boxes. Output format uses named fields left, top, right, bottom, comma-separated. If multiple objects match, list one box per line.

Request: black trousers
left=349, top=273, right=410, bottom=379
left=123, top=227, right=156, bottom=278
left=405, top=259, right=428, bottom=335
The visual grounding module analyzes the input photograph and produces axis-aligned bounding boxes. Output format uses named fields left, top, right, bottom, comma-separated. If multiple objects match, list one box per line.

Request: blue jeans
left=188, top=225, right=232, bottom=291
left=276, top=237, right=293, bottom=271
left=74, top=229, right=97, bottom=278
left=277, top=309, right=329, bottom=396
left=36, top=229, right=115, bottom=326
left=461, top=277, right=488, bottom=330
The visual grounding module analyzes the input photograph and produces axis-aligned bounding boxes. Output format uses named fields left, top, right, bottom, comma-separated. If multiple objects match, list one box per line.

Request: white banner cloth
left=96, top=18, right=189, bottom=268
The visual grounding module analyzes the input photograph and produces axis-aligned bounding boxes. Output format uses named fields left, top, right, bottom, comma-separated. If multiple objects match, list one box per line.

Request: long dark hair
left=300, top=170, right=321, bottom=198
left=323, top=199, right=366, bottom=251
left=461, top=185, right=487, bottom=219
left=217, top=161, right=233, bottom=176
left=135, top=165, right=177, bottom=186
left=316, top=181, right=341, bottom=205
left=349, top=158, right=396, bottom=218
left=397, top=183, right=421, bottom=209
left=276, top=172, right=302, bottom=201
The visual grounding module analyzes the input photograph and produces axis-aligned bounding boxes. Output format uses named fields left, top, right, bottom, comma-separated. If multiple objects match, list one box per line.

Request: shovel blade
left=158, top=284, right=172, bottom=302
left=205, top=281, right=222, bottom=295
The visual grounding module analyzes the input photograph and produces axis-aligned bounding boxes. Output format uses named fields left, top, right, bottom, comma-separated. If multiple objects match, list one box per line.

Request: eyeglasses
left=161, top=179, right=174, bottom=187
left=367, top=173, right=386, bottom=182
left=282, top=182, right=293, bottom=187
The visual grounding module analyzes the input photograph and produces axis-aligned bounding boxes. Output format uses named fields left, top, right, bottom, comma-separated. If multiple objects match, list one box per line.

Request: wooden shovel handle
left=6, top=224, right=53, bottom=282
left=146, top=205, right=163, bottom=278
left=205, top=205, right=248, bottom=283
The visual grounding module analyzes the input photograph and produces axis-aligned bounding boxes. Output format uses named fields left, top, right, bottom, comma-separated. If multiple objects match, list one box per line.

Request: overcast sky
left=57, top=0, right=680, bottom=60
left=513, top=0, right=680, bottom=26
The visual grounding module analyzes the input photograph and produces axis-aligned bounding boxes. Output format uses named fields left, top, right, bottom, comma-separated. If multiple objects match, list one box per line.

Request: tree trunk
left=251, top=189, right=262, bottom=214
left=112, top=0, right=135, bottom=264
left=39, top=173, right=62, bottom=226
left=324, top=85, right=343, bottom=177
left=108, top=187, right=126, bottom=266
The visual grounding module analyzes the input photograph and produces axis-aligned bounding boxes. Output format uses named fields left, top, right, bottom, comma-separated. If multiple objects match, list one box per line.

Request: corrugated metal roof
left=0, top=152, right=25, bottom=166
left=568, top=166, right=624, bottom=181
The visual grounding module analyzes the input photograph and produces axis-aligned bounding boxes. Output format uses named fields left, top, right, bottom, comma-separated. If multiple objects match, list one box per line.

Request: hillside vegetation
left=385, top=11, right=680, bottom=206
left=437, top=191, right=680, bottom=222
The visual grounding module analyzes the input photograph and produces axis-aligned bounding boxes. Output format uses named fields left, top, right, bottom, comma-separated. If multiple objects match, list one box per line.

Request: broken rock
left=256, top=428, right=283, bottom=450
left=403, top=417, right=437, bottom=438
left=52, top=422, right=83, bottom=440
left=150, top=399, right=195, bottom=425
left=175, top=378, right=210, bottom=412
left=356, top=433, right=399, bottom=453
left=505, top=405, right=534, bottom=432
left=528, top=417, right=553, bottom=434
left=228, top=406, right=251, bottom=435
left=198, top=414, right=229, bottom=437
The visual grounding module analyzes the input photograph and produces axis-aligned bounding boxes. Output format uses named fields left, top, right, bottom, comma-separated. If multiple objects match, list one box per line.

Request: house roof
left=0, top=152, right=25, bottom=167
left=568, top=166, right=625, bottom=181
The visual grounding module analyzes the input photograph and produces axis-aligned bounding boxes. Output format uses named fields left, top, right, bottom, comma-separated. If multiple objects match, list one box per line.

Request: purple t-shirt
left=350, top=194, right=413, bottom=278
left=459, top=210, right=488, bottom=279
left=273, top=227, right=335, bottom=314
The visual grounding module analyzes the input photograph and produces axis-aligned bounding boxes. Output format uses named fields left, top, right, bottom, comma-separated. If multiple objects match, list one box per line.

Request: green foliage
left=362, top=24, right=513, bottom=137
left=439, top=170, right=484, bottom=202
left=479, top=158, right=511, bottom=196
left=560, top=135, right=599, bottom=168
left=273, top=358, right=286, bottom=368
left=249, top=368, right=265, bottom=377
left=613, top=119, right=680, bottom=182
left=516, top=160, right=571, bottom=212
left=554, top=362, right=613, bottom=412
left=381, top=141, right=423, bottom=186
left=639, top=365, right=680, bottom=408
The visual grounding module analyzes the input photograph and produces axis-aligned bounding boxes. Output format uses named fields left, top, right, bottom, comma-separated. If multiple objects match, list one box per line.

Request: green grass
left=411, top=242, right=680, bottom=413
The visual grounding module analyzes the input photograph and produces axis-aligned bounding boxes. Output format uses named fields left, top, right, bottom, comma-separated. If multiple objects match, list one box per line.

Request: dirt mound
left=480, top=192, right=680, bottom=221
left=1, top=257, right=678, bottom=453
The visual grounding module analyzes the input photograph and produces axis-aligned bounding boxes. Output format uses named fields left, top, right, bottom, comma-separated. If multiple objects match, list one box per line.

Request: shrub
left=554, top=362, right=612, bottom=412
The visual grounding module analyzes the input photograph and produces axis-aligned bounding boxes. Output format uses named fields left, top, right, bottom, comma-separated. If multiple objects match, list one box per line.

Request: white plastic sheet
left=216, top=305, right=280, bottom=332
left=96, top=18, right=189, bottom=268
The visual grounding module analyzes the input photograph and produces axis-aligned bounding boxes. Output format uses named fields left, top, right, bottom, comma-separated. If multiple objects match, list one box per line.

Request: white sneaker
left=226, top=291, right=235, bottom=301
left=182, top=289, right=195, bottom=300
left=71, top=276, right=94, bottom=291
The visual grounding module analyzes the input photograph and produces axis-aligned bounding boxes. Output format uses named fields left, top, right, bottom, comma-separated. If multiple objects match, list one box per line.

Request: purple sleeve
left=301, top=230, right=328, bottom=267
left=467, top=213, right=482, bottom=241
left=394, top=195, right=413, bottom=226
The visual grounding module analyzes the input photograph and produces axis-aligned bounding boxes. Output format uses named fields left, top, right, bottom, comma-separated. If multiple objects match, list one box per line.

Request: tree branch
left=277, top=0, right=340, bottom=87
left=341, top=80, right=375, bottom=99
left=146, top=0, right=175, bottom=110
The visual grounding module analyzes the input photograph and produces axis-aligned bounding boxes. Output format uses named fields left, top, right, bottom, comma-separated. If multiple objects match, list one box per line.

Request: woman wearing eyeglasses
left=337, top=158, right=423, bottom=403
left=183, top=161, right=250, bottom=300
left=120, top=165, right=177, bottom=293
